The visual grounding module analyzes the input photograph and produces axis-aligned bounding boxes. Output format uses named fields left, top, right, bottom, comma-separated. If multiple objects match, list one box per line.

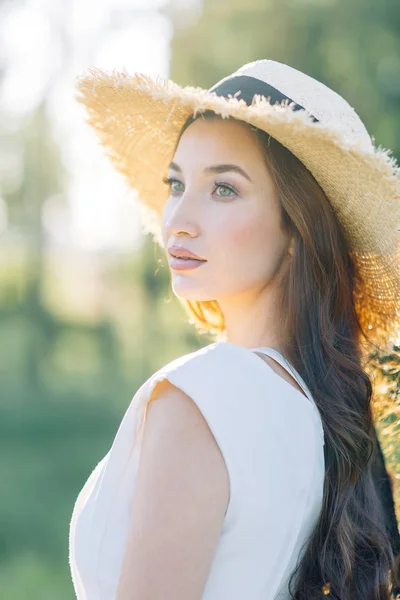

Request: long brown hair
left=172, top=110, right=400, bottom=599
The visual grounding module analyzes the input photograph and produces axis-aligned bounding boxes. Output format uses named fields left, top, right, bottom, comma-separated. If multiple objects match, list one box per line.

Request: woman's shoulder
left=144, top=341, right=325, bottom=448
left=145, top=341, right=269, bottom=392
left=152, top=342, right=220, bottom=377
left=144, top=342, right=223, bottom=385
left=149, top=340, right=280, bottom=376
left=143, top=341, right=316, bottom=417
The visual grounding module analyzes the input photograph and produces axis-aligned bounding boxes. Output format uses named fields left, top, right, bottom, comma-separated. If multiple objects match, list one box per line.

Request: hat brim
left=75, top=67, right=400, bottom=353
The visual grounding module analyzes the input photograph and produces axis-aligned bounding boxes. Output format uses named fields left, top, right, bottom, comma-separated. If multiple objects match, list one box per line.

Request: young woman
left=69, top=59, right=400, bottom=599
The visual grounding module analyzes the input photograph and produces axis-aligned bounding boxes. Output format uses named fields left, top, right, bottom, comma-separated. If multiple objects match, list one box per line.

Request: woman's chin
left=172, top=282, right=216, bottom=302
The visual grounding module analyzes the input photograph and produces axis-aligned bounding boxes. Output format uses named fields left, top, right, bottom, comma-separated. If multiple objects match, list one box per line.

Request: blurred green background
left=1, top=0, right=399, bottom=597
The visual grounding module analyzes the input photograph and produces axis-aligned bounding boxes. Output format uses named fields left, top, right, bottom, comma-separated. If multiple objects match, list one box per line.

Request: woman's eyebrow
left=168, top=161, right=253, bottom=183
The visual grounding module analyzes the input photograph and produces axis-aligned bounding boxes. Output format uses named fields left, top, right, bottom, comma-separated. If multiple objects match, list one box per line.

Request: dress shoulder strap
left=253, top=347, right=315, bottom=407
left=254, top=347, right=325, bottom=446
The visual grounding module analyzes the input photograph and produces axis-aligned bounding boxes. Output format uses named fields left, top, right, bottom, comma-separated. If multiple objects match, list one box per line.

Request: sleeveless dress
left=68, top=341, right=325, bottom=600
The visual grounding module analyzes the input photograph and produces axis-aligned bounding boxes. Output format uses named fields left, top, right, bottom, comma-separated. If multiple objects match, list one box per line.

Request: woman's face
left=161, top=117, right=292, bottom=306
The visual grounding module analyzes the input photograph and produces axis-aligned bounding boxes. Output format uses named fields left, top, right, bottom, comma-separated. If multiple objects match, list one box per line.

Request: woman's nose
left=164, top=198, right=200, bottom=237
left=167, top=220, right=198, bottom=237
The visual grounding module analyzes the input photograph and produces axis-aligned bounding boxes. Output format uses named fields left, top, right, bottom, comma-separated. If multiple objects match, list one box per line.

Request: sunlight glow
left=0, top=0, right=174, bottom=251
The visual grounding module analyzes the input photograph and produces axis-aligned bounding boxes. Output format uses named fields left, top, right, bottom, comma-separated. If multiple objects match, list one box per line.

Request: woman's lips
left=169, top=257, right=207, bottom=271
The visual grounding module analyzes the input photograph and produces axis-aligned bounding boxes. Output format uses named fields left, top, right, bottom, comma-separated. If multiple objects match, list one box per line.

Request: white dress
left=68, top=341, right=325, bottom=599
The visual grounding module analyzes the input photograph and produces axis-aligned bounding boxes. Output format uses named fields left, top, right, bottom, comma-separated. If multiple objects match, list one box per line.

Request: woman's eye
left=163, top=177, right=184, bottom=194
left=214, top=183, right=237, bottom=199
left=162, top=177, right=238, bottom=199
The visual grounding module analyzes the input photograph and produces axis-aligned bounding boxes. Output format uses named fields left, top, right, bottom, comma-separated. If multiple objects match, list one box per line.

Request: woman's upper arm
left=115, top=378, right=230, bottom=600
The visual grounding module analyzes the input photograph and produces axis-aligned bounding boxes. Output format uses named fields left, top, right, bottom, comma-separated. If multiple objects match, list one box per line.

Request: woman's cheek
left=230, top=220, right=259, bottom=248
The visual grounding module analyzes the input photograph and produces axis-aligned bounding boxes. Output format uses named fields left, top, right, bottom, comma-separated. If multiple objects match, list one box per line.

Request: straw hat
left=75, top=59, right=400, bottom=355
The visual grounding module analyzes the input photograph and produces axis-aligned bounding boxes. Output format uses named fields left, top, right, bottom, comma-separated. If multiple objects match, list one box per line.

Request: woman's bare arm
left=115, top=379, right=230, bottom=600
